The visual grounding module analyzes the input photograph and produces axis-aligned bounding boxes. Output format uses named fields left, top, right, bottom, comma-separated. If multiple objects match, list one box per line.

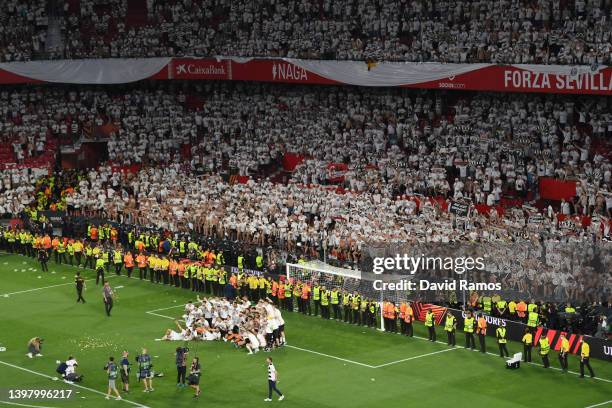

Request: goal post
left=286, top=261, right=414, bottom=332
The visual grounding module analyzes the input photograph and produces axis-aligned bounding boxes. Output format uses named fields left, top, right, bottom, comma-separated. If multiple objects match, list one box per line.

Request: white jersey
left=267, top=363, right=277, bottom=381
left=247, top=332, right=260, bottom=349
left=274, top=308, right=285, bottom=326
left=169, top=330, right=184, bottom=341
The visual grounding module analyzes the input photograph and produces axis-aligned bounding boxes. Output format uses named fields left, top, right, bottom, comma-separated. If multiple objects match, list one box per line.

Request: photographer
left=26, top=337, right=43, bottom=358
left=120, top=351, right=131, bottom=393
left=38, top=248, right=48, bottom=272
left=136, top=348, right=154, bottom=393
left=188, top=357, right=201, bottom=399
left=176, top=346, right=189, bottom=388
left=104, top=356, right=122, bottom=400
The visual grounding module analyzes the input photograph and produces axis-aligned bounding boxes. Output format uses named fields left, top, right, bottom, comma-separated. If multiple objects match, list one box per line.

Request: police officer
left=464, top=311, right=476, bottom=350
left=496, top=325, right=509, bottom=358
left=425, top=309, right=436, bottom=342
left=330, top=288, right=340, bottom=320
left=312, top=284, right=321, bottom=316
left=75, top=272, right=86, bottom=303
left=579, top=339, right=595, bottom=378
left=444, top=313, right=457, bottom=346
left=320, top=286, right=330, bottom=319
left=521, top=328, right=533, bottom=362
left=558, top=334, right=569, bottom=372
left=95, top=255, right=106, bottom=285
left=539, top=332, right=550, bottom=368
left=341, top=290, right=351, bottom=322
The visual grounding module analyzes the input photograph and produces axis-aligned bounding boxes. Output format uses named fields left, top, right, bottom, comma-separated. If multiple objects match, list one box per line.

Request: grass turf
left=0, top=252, right=611, bottom=408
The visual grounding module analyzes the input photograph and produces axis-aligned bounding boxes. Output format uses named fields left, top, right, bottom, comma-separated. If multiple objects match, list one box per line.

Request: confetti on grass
left=69, top=335, right=122, bottom=351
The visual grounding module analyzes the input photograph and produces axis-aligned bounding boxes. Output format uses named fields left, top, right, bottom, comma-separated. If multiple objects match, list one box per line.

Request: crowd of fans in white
left=2, top=0, right=612, bottom=64
left=0, top=0, right=48, bottom=62
left=160, top=297, right=286, bottom=353
left=0, top=82, right=611, bottom=300
left=1, top=83, right=611, bottom=230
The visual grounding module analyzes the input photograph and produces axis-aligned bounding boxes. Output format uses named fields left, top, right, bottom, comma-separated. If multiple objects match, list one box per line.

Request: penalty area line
left=0, top=360, right=150, bottom=408
left=284, top=345, right=376, bottom=369
left=372, top=347, right=459, bottom=368
left=146, top=304, right=185, bottom=313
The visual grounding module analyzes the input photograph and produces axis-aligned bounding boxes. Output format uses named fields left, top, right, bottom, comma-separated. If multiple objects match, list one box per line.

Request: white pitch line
left=0, top=401, right=57, bottom=408
left=146, top=304, right=185, bottom=313
left=0, top=360, right=149, bottom=408
left=372, top=347, right=459, bottom=368
left=0, top=280, right=90, bottom=297
left=284, top=345, right=376, bottom=368
left=145, top=311, right=177, bottom=320
left=0, top=275, right=118, bottom=297
left=584, top=400, right=612, bottom=408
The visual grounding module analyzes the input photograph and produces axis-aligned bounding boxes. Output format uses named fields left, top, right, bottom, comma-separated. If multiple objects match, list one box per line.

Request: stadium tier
left=0, top=1, right=611, bottom=408
left=1, top=0, right=611, bottom=63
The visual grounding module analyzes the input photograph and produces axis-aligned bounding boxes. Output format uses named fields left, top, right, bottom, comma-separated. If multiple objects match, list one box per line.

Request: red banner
left=0, top=57, right=612, bottom=95
left=1, top=58, right=611, bottom=95
left=539, top=177, right=577, bottom=200
left=401, top=65, right=612, bottom=95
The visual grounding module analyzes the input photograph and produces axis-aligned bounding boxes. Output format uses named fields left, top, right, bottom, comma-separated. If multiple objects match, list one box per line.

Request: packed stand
left=0, top=0, right=48, bottom=62
left=50, top=0, right=612, bottom=64
left=0, top=83, right=610, bottom=303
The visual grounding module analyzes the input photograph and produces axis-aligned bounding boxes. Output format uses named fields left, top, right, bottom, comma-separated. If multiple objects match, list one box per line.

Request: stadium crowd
left=1, top=0, right=612, bottom=64
left=0, top=83, right=610, bottom=216
left=0, top=83, right=610, bottom=305
left=0, top=0, right=48, bottom=62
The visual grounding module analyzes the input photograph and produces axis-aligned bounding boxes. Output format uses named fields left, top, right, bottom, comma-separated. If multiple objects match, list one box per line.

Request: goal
left=286, top=261, right=416, bottom=331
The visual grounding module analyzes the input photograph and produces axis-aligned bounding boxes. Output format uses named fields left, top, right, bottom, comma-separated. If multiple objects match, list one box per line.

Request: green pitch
left=0, top=253, right=610, bottom=408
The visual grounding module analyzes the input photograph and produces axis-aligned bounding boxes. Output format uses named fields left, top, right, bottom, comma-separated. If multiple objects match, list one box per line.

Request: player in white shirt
left=246, top=331, right=260, bottom=354
left=264, top=357, right=284, bottom=402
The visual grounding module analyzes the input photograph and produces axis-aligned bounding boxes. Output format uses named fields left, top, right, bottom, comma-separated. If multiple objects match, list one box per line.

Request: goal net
left=286, top=261, right=417, bottom=330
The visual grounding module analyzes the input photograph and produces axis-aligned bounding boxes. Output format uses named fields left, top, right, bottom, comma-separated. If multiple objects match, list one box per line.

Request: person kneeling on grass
left=26, top=337, right=43, bottom=358
left=246, top=330, right=261, bottom=355
left=188, top=357, right=202, bottom=399
left=56, top=356, right=82, bottom=383
left=105, top=357, right=122, bottom=400
left=64, top=356, right=82, bottom=383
